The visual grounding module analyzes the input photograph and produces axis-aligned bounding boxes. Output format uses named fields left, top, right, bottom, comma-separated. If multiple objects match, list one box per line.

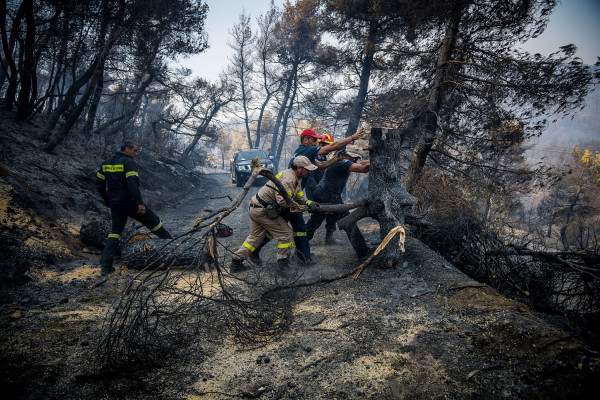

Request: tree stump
left=336, top=128, right=423, bottom=268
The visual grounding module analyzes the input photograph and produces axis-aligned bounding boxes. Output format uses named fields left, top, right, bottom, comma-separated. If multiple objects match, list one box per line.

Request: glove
left=307, top=201, right=319, bottom=212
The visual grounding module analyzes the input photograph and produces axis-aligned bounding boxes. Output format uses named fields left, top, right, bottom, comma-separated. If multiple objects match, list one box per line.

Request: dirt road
left=1, top=171, right=598, bottom=399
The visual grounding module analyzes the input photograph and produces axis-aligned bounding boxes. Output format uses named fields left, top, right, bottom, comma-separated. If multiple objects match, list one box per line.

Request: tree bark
left=276, top=67, right=298, bottom=158
left=403, top=2, right=462, bottom=193
left=270, top=63, right=296, bottom=158
left=15, top=0, right=35, bottom=122
left=1, top=0, right=24, bottom=111
left=345, top=18, right=377, bottom=138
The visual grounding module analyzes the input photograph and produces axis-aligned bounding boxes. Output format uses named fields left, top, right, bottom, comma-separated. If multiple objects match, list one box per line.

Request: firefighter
left=96, top=140, right=172, bottom=276
left=305, top=132, right=334, bottom=200
left=286, top=128, right=365, bottom=263
left=306, top=148, right=370, bottom=256
left=230, top=156, right=319, bottom=275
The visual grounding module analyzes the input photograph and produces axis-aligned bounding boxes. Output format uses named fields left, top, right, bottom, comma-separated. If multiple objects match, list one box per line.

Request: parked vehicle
left=230, top=148, right=276, bottom=187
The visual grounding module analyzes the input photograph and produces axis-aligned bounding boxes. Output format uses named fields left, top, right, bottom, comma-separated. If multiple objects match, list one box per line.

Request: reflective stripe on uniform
left=276, top=172, right=283, bottom=178
left=150, top=221, right=163, bottom=232
left=102, top=164, right=124, bottom=172
left=297, top=191, right=304, bottom=197
left=278, top=241, right=294, bottom=248
left=97, top=172, right=105, bottom=180
left=266, top=233, right=274, bottom=240
left=125, top=171, right=139, bottom=178
left=294, top=232, right=307, bottom=237
left=306, top=200, right=312, bottom=205
left=243, top=241, right=256, bottom=252
left=108, top=233, right=121, bottom=240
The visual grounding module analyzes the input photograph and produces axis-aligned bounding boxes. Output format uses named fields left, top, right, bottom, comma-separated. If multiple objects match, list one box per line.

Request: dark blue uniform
left=289, top=144, right=320, bottom=188
left=96, top=152, right=171, bottom=273
left=306, top=159, right=368, bottom=257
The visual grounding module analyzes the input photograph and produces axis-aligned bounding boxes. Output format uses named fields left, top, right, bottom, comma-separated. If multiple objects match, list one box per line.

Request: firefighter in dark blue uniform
left=96, top=141, right=172, bottom=275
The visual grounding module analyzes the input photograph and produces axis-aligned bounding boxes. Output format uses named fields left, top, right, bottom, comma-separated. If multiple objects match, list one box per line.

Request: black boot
left=154, top=226, right=172, bottom=239
left=276, top=258, right=293, bottom=278
left=230, top=258, right=249, bottom=273
left=325, top=233, right=342, bottom=245
left=249, top=252, right=263, bottom=266
left=100, top=265, right=115, bottom=276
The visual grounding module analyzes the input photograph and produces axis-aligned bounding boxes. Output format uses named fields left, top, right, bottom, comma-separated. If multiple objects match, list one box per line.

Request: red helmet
left=320, top=133, right=334, bottom=144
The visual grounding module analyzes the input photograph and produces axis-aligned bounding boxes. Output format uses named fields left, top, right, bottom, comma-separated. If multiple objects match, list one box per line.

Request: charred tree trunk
left=334, top=128, right=422, bottom=268
left=364, top=128, right=415, bottom=267
left=403, top=2, right=462, bottom=193
left=345, top=19, right=377, bottom=138
left=15, top=0, right=35, bottom=122
left=276, top=69, right=298, bottom=158
left=270, top=62, right=297, bottom=159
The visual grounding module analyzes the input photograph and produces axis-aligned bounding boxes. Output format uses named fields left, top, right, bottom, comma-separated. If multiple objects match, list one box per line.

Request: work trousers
left=100, top=203, right=172, bottom=268
left=305, top=184, right=336, bottom=236
left=233, top=204, right=294, bottom=261
left=254, top=208, right=311, bottom=261
left=306, top=190, right=368, bottom=258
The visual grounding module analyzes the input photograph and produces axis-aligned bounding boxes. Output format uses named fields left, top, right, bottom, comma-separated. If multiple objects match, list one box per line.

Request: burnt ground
left=1, top=111, right=599, bottom=399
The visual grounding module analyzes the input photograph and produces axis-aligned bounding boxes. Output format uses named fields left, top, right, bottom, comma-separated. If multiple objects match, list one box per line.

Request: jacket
left=253, top=168, right=306, bottom=208
left=96, top=152, right=143, bottom=207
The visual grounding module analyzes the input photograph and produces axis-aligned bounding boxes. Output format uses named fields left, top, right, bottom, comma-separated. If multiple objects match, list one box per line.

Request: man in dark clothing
left=281, top=128, right=364, bottom=263
left=305, top=133, right=337, bottom=241
left=96, top=141, right=172, bottom=276
left=306, top=149, right=370, bottom=256
left=304, top=133, right=333, bottom=200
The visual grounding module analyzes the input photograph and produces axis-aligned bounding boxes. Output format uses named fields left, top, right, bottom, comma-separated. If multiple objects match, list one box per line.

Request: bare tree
left=227, top=10, right=255, bottom=148
left=269, top=0, right=322, bottom=159
left=179, top=78, right=236, bottom=167
left=253, top=1, right=281, bottom=148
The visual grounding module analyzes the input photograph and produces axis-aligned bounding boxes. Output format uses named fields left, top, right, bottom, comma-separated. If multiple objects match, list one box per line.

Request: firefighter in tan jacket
left=230, top=156, right=319, bottom=274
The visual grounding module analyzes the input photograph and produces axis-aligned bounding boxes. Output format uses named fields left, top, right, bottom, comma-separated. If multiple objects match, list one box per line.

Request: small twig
left=537, top=336, right=573, bottom=351
left=411, top=290, right=434, bottom=298
left=446, top=284, right=487, bottom=292
left=209, top=195, right=233, bottom=201
left=298, top=356, right=329, bottom=372
left=306, top=327, right=336, bottom=332
left=87, top=277, right=108, bottom=290
left=465, top=363, right=502, bottom=380
left=311, top=315, right=327, bottom=326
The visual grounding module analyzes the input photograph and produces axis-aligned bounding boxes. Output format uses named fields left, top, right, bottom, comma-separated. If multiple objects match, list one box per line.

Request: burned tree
left=333, top=128, right=429, bottom=269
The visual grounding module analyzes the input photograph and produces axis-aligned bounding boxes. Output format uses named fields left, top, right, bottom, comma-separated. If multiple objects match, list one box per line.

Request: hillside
left=0, top=110, right=599, bottom=399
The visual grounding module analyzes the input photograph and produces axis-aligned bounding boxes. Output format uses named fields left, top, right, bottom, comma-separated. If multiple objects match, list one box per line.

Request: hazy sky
left=180, top=0, right=600, bottom=80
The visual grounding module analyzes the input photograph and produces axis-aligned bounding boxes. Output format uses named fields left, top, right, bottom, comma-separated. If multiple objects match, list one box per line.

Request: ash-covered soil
left=1, top=111, right=598, bottom=399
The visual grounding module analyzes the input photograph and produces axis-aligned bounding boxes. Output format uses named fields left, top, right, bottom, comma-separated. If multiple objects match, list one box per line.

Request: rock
left=79, top=219, right=110, bottom=248
left=79, top=218, right=136, bottom=248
